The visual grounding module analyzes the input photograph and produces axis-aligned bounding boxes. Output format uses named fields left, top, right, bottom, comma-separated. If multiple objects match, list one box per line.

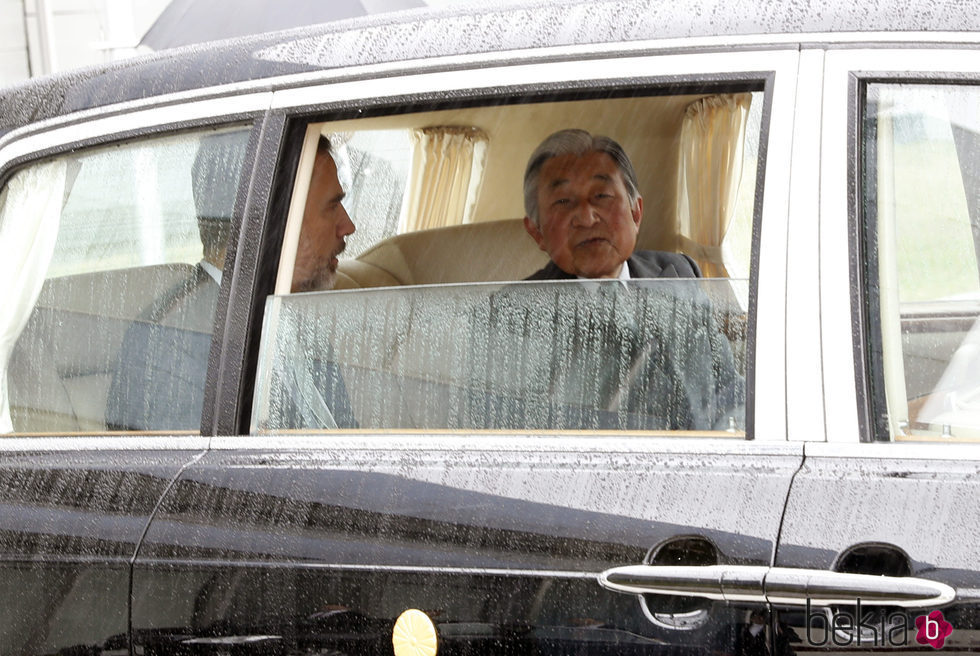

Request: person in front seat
left=522, top=128, right=700, bottom=281
left=106, top=130, right=247, bottom=431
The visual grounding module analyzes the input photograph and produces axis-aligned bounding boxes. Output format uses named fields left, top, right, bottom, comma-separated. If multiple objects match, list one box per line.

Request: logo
left=915, top=610, right=953, bottom=649
left=804, top=601, right=953, bottom=648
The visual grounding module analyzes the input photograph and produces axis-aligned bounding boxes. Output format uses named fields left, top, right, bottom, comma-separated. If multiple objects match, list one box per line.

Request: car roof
left=1, top=0, right=978, bottom=137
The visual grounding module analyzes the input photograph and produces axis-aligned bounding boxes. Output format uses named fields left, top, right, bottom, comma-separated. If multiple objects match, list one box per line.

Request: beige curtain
left=400, top=126, right=489, bottom=232
left=873, top=88, right=910, bottom=436
left=676, top=93, right=752, bottom=277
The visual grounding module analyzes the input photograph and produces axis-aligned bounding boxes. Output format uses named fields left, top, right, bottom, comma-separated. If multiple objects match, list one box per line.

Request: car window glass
left=261, top=89, right=765, bottom=435
left=253, top=279, right=747, bottom=433
left=331, top=129, right=413, bottom=258
left=0, top=126, right=250, bottom=434
left=864, top=82, right=980, bottom=441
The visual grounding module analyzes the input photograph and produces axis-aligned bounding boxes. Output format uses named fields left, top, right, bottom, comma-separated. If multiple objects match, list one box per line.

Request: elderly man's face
left=524, top=150, right=642, bottom=278
left=291, top=150, right=355, bottom=292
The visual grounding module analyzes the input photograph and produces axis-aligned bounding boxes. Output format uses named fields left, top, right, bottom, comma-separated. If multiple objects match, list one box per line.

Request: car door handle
left=598, top=565, right=956, bottom=607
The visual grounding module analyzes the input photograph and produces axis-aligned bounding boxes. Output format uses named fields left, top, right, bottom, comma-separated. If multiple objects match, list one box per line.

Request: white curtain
left=676, top=93, right=752, bottom=278
left=0, top=160, right=68, bottom=433
left=400, top=126, right=488, bottom=232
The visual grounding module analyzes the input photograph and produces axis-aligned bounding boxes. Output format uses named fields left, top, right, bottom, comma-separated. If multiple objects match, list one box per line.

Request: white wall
left=0, top=0, right=169, bottom=88
left=0, top=0, right=31, bottom=84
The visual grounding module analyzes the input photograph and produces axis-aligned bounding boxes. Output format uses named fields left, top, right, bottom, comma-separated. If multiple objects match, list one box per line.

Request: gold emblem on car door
left=393, top=608, right=437, bottom=656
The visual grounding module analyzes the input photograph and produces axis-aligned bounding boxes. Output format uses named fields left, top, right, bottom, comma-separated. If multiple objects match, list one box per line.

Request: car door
left=774, top=47, right=980, bottom=652
left=130, top=47, right=806, bottom=655
left=0, top=97, right=267, bottom=655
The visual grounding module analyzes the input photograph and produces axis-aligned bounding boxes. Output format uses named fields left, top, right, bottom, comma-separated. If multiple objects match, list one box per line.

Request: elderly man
left=503, top=129, right=742, bottom=432
left=291, top=136, right=356, bottom=292
left=522, top=128, right=700, bottom=280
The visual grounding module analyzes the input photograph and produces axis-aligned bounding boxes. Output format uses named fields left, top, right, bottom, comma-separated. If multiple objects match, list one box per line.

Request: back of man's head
left=192, top=131, right=249, bottom=260
left=523, top=128, right=640, bottom=228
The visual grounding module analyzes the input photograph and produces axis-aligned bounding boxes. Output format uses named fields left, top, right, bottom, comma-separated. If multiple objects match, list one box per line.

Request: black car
left=1, top=1, right=978, bottom=654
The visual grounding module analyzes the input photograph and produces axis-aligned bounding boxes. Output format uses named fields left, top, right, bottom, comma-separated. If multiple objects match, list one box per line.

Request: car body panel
left=0, top=0, right=977, bottom=137
left=778, top=443, right=980, bottom=650
left=0, top=439, right=205, bottom=655
left=132, top=436, right=803, bottom=654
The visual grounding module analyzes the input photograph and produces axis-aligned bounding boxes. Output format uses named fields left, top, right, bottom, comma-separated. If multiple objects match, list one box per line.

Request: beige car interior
left=293, top=92, right=755, bottom=290
left=8, top=264, right=202, bottom=433
left=334, top=218, right=549, bottom=288
left=258, top=92, right=755, bottom=433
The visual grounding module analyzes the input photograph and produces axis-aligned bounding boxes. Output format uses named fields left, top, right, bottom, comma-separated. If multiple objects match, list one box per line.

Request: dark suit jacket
left=508, top=249, right=743, bottom=431
left=107, top=265, right=358, bottom=431
left=106, top=264, right=218, bottom=431
left=525, top=250, right=702, bottom=280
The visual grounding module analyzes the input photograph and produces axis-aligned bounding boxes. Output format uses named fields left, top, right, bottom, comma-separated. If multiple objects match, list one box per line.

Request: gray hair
left=523, top=129, right=640, bottom=227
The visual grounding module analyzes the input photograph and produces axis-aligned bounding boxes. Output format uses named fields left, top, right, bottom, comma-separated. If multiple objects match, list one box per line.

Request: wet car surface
left=1, top=1, right=979, bottom=654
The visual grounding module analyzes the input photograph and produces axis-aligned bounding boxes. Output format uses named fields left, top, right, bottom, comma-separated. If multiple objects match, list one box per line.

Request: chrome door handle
left=598, top=565, right=955, bottom=607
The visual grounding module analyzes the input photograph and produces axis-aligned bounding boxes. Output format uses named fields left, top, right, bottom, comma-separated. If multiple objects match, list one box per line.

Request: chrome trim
left=599, top=565, right=956, bottom=607
left=0, top=435, right=210, bottom=452
left=765, top=568, right=956, bottom=607
left=805, top=441, right=980, bottom=460
left=210, top=433, right=805, bottom=455
left=133, top=558, right=599, bottom=579
left=599, top=565, right=767, bottom=602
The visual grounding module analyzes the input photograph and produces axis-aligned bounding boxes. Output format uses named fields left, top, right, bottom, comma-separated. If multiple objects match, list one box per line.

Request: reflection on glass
left=2, top=127, right=249, bottom=434
left=866, top=83, right=980, bottom=440
left=253, top=279, right=746, bottom=433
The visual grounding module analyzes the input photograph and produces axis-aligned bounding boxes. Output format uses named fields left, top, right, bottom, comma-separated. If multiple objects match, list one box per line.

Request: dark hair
left=317, top=134, right=332, bottom=157
left=523, top=128, right=640, bottom=227
left=191, top=130, right=249, bottom=254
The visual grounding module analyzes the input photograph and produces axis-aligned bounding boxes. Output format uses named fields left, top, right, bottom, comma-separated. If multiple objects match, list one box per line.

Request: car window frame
left=0, top=94, right=271, bottom=441
left=821, top=46, right=980, bottom=444
left=250, top=47, right=801, bottom=441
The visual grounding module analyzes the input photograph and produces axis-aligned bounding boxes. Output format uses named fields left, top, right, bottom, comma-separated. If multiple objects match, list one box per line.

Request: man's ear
left=523, top=216, right=548, bottom=252
left=631, top=196, right=643, bottom=229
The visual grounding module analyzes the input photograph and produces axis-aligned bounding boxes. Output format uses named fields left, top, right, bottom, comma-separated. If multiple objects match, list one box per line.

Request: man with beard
left=291, top=136, right=356, bottom=292
left=269, top=135, right=360, bottom=429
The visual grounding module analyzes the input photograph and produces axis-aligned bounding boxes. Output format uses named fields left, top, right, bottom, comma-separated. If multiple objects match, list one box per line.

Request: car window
left=257, top=89, right=765, bottom=435
left=0, top=126, right=250, bottom=434
left=863, top=82, right=980, bottom=442
left=253, top=279, right=747, bottom=432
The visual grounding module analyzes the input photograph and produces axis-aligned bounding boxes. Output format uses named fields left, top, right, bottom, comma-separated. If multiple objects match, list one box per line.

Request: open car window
left=259, top=87, right=765, bottom=435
